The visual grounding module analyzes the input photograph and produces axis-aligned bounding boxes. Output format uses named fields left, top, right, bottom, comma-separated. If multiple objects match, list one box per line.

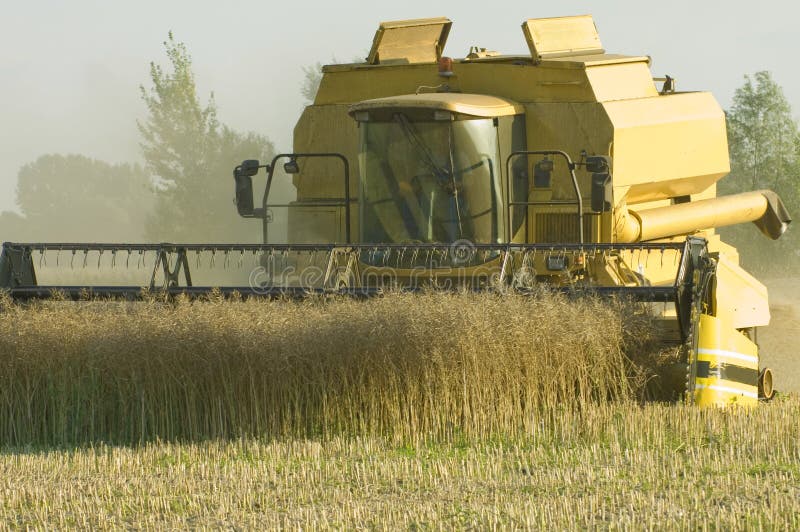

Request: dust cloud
left=760, top=278, right=800, bottom=394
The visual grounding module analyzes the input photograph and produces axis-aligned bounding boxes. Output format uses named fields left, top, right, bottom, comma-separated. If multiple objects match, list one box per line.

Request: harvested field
left=0, top=291, right=656, bottom=446
left=760, top=278, right=800, bottom=393
left=2, top=399, right=799, bottom=529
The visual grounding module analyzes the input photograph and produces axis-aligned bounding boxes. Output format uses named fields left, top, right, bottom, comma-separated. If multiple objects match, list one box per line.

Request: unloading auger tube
left=615, top=190, right=791, bottom=243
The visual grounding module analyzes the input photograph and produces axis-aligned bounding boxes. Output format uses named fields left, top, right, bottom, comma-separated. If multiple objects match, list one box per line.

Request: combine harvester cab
left=1, top=16, right=791, bottom=407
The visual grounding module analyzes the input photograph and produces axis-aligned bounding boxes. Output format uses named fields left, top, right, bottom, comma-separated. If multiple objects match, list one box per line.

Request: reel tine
left=395, top=246, right=402, bottom=267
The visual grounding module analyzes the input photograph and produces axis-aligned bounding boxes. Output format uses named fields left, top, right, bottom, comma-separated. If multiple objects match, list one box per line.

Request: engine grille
left=534, top=213, right=594, bottom=243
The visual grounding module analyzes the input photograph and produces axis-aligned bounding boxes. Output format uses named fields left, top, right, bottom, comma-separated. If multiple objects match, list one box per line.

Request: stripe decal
left=694, top=383, right=758, bottom=399
left=697, top=347, right=758, bottom=365
left=719, top=365, right=759, bottom=386
left=695, top=361, right=758, bottom=385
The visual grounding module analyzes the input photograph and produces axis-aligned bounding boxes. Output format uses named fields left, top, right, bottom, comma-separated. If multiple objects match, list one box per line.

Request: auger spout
left=614, top=190, right=792, bottom=243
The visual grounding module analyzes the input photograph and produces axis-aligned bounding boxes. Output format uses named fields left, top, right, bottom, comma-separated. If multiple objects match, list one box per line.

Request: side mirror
left=591, top=172, right=613, bottom=213
left=585, top=155, right=610, bottom=174
left=283, top=158, right=300, bottom=174
left=240, top=159, right=261, bottom=177
left=533, top=158, right=553, bottom=188
left=586, top=156, right=613, bottom=213
left=233, top=160, right=260, bottom=217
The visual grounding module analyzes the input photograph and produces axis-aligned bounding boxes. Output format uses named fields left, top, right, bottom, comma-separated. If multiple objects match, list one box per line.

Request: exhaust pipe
left=615, top=190, right=791, bottom=243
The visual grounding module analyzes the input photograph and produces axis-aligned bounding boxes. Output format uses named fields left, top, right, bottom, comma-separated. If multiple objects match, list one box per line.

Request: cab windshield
left=359, top=114, right=503, bottom=244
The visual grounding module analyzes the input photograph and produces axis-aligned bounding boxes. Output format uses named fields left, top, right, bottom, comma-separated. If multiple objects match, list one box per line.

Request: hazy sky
left=1, top=0, right=797, bottom=214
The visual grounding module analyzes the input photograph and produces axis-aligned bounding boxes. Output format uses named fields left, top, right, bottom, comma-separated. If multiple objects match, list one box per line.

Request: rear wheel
left=759, top=367, right=775, bottom=401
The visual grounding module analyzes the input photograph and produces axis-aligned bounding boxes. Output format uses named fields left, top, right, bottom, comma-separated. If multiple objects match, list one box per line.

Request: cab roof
left=349, top=93, right=524, bottom=118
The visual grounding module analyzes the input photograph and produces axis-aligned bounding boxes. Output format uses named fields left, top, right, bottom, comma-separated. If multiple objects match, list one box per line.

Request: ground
left=2, top=400, right=798, bottom=529
left=760, top=278, right=800, bottom=393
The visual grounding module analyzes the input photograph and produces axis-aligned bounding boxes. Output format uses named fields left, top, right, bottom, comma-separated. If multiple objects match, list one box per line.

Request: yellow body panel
left=694, top=314, right=759, bottom=407
left=714, top=254, right=770, bottom=328
left=586, top=62, right=658, bottom=102
left=304, top=68, right=732, bottom=239
left=602, top=92, right=730, bottom=203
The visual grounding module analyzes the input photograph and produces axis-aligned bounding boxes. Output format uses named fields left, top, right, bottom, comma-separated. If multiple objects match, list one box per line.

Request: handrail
left=505, top=150, right=584, bottom=244
left=262, top=153, right=352, bottom=244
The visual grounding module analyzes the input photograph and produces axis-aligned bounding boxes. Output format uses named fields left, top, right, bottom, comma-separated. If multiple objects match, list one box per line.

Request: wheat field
left=0, top=291, right=656, bottom=446
left=1, top=292, right=798, bottom=528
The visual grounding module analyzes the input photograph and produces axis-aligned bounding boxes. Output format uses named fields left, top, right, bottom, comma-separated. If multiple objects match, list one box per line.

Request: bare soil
left=760, top=278, right=800, bottom=393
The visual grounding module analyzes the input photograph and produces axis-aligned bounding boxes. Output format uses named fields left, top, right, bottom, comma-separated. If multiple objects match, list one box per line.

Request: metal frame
left=260, top=153, right=352, bottom=244
left=505, top=150, right=584, bottom=243
left=0, top=238, right=714, bottom=347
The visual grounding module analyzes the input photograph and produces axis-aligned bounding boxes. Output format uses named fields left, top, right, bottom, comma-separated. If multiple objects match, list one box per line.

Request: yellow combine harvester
left=1, top=16, right=791, bottom=407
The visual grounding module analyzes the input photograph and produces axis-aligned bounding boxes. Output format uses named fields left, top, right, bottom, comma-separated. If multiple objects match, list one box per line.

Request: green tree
left=301, top=57, right=363, bottom=105
left=301, top=62, right=323, bottom=105
left=0, top=154, right=153, bottom=242
left=139, top=33, right=275, bottom=243
left=0, top=211, right=27, bottom=242
left=719, top=71, right=799, bottom=273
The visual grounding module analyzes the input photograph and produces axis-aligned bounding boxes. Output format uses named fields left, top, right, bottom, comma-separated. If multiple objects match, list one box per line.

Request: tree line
left=718, top=71, right=800, bottom=273
left=0, top=42, right=796, bottom=273
left=0, top=33, right=275, bottom=244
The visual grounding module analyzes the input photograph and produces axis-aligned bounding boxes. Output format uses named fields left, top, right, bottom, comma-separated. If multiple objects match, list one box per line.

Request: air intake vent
left=534, top=213, right=594, bottom=243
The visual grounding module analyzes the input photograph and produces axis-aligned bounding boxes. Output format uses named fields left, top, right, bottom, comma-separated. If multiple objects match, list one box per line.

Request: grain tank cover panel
left=367, top=18, right=452, bottom=65
left=586, top=62, right=659, bottom=101
left=603, top=92, right=730, bottom=204
left=522, top=15, right=604, bottom=62
left=349, top=93, right=524, bottom=118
